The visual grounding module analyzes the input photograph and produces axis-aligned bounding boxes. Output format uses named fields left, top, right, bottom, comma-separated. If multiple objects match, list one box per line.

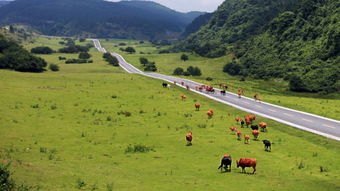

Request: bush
left=125, top=144, right=154, bottom=153
left=187, top=66, right=202, bottom=76
left=223, top=62, right=242, bottom=75
left=31, top=46, right=54, bottom=54
left=173, top=67, right=184, bottom=75
left=159, top=50, right=170, bottom=54
left=103, top=53, right=119, bottom=66
left=144, top=62, right=157, bottom=72
left=118, top=42, right=126, bottom=46
left=65, top=59, right=88, bottom=64
left=0, top=164, right=15, bottom=191
left=289, top=75, right=306, bottom=92
left=206, top=77, right=213, bottom=81
left=78, top=52, right=91, bottom=59
left=49, top=64, right=59, bottom=71
left=125, top=47, right=136, bottom=54
left=58, top=56, right=66, bottom=60
left=181, top=54, right=189, bottom=61
left=59, top=45, right=89, bottom=53
left=139, top=57, right=148, bottom=66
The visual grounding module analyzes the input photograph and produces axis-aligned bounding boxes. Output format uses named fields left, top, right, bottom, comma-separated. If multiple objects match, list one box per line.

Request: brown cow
left=195, top=104, right=201, bottom=111
left=236, top=130, right=242, bottom=140
left=186, top=132, right=193, bottom=146
left=236, top=158, right=257, bottom=174
left=181, top=81, right=184, bottom=86
left=244, top=135, right=250, bottom=144
left=235, top=117, right=241, bottom=124
left=181, top=95, right=187, bottom=100
left=207, top=111, right=213, bottom=119
left=229, top=126, right=237, bottom=133
left=252, top=130, right=260, bottom=140
left=186, top=85, right=190, bottom=90
left=259, top=122, right=268, bottom=132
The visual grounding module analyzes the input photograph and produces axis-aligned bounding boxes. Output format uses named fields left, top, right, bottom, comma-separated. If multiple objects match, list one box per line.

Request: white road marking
left=302, top=118, right=313, bottom=123
left=284, top=113, right=293, bottom=117
left=243, top=101, right=250, bottom=104
left=256, top=105, right=262, bottom=108
left=268, top=109, right=277, bottom=112
left=322, top=124, right=336, bottom=129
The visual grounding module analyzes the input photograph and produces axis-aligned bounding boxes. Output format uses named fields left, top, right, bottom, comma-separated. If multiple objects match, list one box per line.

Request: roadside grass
left=99, top=40, right=340, bottom=120
left=0, top=68, right=340, bottom=190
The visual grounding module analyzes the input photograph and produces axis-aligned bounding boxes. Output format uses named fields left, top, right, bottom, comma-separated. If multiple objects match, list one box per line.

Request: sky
left=108, top=0, right=225, bottom=12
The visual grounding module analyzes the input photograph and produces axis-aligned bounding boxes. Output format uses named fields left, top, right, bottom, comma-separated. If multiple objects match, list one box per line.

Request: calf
left=240, top=120, right=245, bottom=128
left=236, top=158, right=257, bottom=174
left=244, top=135, right=250, bottom=144
left=236, top=130, right=242, bottom=140
left=162, top=83, right=168, bottom=88
left=259, top=122, right=268, bottom=132
left=218, top=155, right=232, bottom=172
left=250, top=125, right=259, bottom=130
left=229, top=126, right=237, bottom=133
left=194, top=104, right=201, bottom=111
left=181, top=95, right=187, bottom=100
left=263, top=140, right=271, bottom=151
left=207, top=111, right=213, bottom=119
left=186, top=132, right=193, bottom=146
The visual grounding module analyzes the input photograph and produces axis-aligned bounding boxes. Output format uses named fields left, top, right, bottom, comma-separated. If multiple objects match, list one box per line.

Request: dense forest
left=178, top=0, right=340, bottom=93
left=0, top=0, right=203, bottom=40
left=0, top=33, right=47, bottom=72
left=181, top=13, right=213, bottom=38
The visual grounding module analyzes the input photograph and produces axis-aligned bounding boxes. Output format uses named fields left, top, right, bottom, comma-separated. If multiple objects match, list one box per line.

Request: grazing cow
left=181, top=82, right=184, bottom=86
left=162, top=83, right=168, bottom=88
left=244, top=135, right=250, bottom=144
left=259, top=122, right=268, bottom=132
left=207, top=110, right=214, bottom=119
left=186, top=85, right=190, bottom=90
left=251, top=125, right=259, bottom=131
left=236, top=130, right=242, bottom=140
left=181, top=95, right=187, bottom=100
left=240, top=120, right=245, bottom=128
left=186, top=132, right=193, bottom=146
left=245, top=118, right=251, bottom=128
left=254, top=94, right=261, bottom=102
left=219, top=84, right=228, bottom=90
left=235, top=117, right=241, bottom=123
left=246, top=115, right=256, bottom=122
left=237, top=89, right=242, bottom=98
left=229, top=126, right=237, bottom=133
left=218, top=154, right=232, bottom=172
left=195, top=104, right=201, bottom=111
left=198, top=86, right=203, bottom=91
left=206, top=86, right=215, bottom=94
left=220, top=90, right=226, bottom=96
left=236, top=158, right=257, bottom=174
left=252, top=130, right=260, bottom=140
left=263, top=140, right=271, bottom=151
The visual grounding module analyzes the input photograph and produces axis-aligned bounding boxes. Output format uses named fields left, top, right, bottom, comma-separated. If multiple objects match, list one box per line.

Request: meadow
left=99, top=39, right=340, bottom=120
left=0, top=36, right=339, bottom=190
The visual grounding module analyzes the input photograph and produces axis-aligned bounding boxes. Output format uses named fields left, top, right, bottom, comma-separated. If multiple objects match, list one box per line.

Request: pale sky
left=108, top=0, right=225, bottom=12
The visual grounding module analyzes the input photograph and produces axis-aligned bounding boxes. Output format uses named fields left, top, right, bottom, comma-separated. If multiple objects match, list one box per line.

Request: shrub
left=173, top=67, right=184, bottom=75
left=31, top=46, right=54, bottom=54
left=76, top=178, right=87, bottom=189
left=139, top=57, right=148, bottom=66
left=58, top=56, right=66, bottom=60
left=118, top=43, right=126, bottom=46
left=125, top=144, right=154, bottom=153
left=159, top=50, right=170, bottom=54
left=0, top=164, right=15, bottom=191
left=289, top=75, right=306, bottom=92
left=223, top=62, right=242, bottom=75
left=103, top=54, right=119, bottom=66
left=187, top=66, right=202, bottom=76
left=65, top=59, right=88, bottom=64
left=78, top=52, right=91, bottom=59
left=206, top=77, right=213, bottom=81
left=59, top=45, right=89, bottom=53
left=144, top=62, right=157, bottom=72
left=181, top=54, right=189, bottom=61
left=125, top=47, right=136, bottom=54
left=49, top=64, right=59, bottom=72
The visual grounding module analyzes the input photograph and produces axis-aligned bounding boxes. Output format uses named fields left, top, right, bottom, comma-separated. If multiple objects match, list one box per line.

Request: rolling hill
left=0, top=0, right=204, bottom=39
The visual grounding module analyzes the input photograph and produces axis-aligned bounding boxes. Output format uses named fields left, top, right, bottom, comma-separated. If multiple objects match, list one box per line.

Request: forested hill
left=181, top=13, right=213, bottom=38
left=0, top=0, right=204, bottom=39
left=178, top=0, right=340, bottom=93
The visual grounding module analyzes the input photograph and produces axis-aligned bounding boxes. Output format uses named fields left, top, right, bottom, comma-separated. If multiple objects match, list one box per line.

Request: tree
left=31, top=46, right=54, bottom=54
left=103, top=53, right=119, bottom=66
left=49, top=64, right=59, bottom=71
left=125, top=47, right=136, bottom=54
left=144, top=62, right=157, bottom=72
left=187, top=66, right=202, bottom=76
left=78, top=52, right=91, bottom=59
left=181, top=54, right=189, bottom=61
left=173, top=67, right=184, bottom=75
left=0, top=164, right=15, bottom=191
left=223, top=62, right=242, bottom=75
left=139, top=57, right=149, bottom=66
left=289, top=75, right=306, bottom=92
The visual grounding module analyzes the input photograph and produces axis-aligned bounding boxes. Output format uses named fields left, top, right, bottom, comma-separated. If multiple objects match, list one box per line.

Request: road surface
left=92, top=39, right=340, bottom=141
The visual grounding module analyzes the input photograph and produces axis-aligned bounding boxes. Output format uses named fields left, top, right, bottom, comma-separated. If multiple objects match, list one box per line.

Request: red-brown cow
left=186, top=85, right=190, bottom=90
left=259, top=122, right=268, bottom=132
left=236, top=130, right=242, bottom=140
left=236, top=158, right=257, bottom=174
left=229, top=126, right=237, bottom=133
left=207, top=110, right=213, bottom=119
left=252, top=130, right=260, bottom=140
left=195, top=104, right=201, bottom=111
left=186, top=132, right=193, bottom=146
left=244, top=135, right=250, bottom=144
left=181, top=95, right=187, bottom=100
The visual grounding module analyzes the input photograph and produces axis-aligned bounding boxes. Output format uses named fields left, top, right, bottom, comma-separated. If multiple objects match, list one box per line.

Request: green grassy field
left=0, top=36, right=340, bottom=190
left=99, top=39, right=340, bottom=120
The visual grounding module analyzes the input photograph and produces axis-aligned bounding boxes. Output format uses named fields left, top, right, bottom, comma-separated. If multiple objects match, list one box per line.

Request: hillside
left=0, top=0, right=203, bottom=39
left=181, top=13, right=213, bottom=38
left=177, top=0, right=340, bottom=93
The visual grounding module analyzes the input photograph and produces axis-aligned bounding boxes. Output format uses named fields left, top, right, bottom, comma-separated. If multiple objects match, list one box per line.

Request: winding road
left=92, top=39, right=340, bottom=141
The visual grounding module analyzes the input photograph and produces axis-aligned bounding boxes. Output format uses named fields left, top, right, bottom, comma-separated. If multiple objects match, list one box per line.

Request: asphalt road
left=92, top=39, right=340, bottom=141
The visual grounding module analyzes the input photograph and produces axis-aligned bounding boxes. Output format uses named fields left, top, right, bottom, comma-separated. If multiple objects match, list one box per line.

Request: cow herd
left=161, top=81, right=272, bottom=174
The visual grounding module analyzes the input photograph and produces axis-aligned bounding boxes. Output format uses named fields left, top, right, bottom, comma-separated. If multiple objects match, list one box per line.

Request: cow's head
left=236, top=160, right=239, bottom=167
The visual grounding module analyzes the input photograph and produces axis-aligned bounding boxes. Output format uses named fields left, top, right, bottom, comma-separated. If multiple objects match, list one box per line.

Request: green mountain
left=178, top=0, right=340, bottom=93
left=181, top=13, right=213, bottom=38
left=0, top=0, right=204, bottom=39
